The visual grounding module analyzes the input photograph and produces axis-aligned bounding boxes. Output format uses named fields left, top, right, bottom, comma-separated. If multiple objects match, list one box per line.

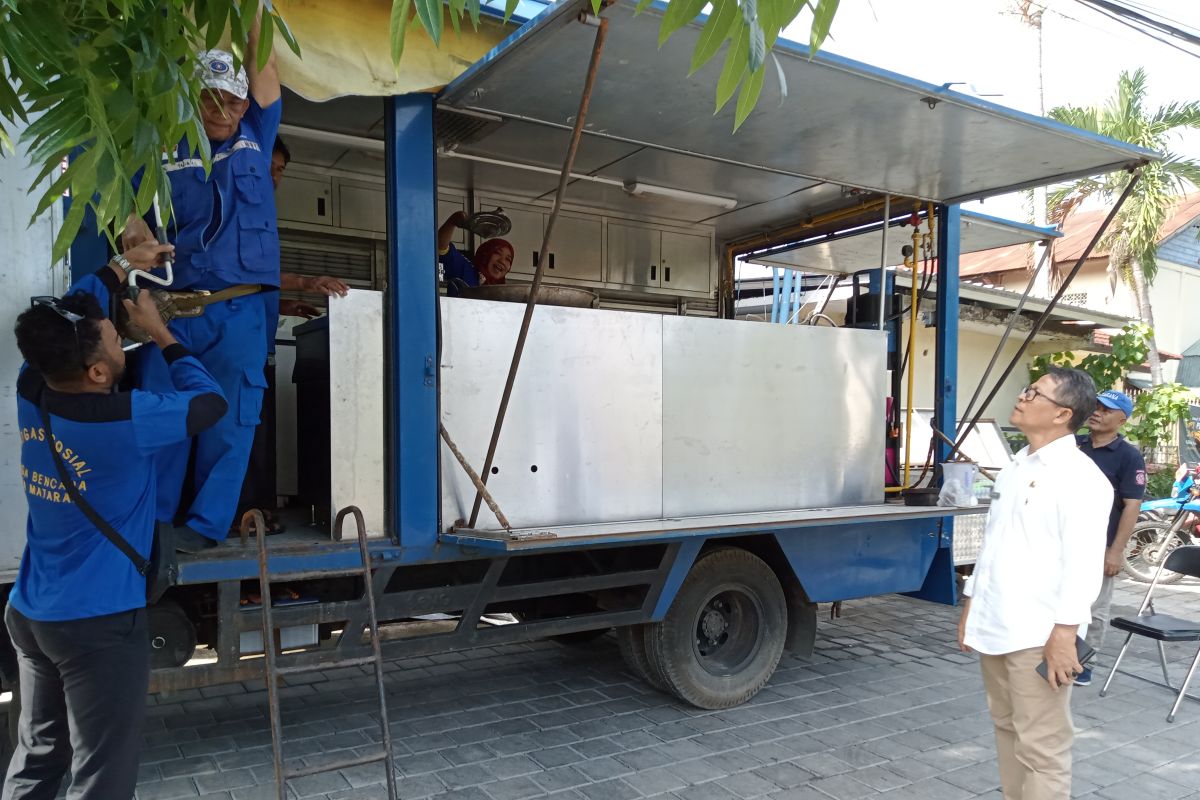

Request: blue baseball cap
left=1098, top=389, right=1134, bottom=417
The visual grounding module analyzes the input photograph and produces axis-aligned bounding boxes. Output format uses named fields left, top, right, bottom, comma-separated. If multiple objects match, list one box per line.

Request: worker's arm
left=280, top=272, right=349, bottom=296
left=1105, top=498, right=1141, bottom=577
left=246, top=5, right=281, bottom=109
left=957, top=597, right=971, bottom=653
left=439, top=212, right=467, bottom=254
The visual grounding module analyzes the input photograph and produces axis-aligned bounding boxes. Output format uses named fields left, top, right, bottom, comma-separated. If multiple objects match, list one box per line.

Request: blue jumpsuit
left=137, top=97, right=282, bottom=541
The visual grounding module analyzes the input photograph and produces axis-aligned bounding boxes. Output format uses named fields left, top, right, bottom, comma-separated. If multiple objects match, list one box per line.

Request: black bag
left=39, top=404, right=177, bottom=604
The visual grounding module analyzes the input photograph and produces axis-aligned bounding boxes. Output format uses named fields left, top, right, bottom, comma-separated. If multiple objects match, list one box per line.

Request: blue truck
left=0, top=0, right=1154, bottom=733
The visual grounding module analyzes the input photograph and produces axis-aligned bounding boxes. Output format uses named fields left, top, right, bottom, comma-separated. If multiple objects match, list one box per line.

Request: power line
left=1073, top=0, right=1200, bottom=58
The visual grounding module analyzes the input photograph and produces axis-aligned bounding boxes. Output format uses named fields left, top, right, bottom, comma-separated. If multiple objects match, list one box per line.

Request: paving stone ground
left=135, top=577, right=1200, bottom=800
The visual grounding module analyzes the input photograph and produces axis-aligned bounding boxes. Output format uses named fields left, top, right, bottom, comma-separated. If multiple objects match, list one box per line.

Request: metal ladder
left=244, top=507, right=398, bottom=800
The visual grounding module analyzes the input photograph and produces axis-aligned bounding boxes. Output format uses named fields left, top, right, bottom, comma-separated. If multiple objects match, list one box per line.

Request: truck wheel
left=616, top=625, right=668, bottom=692
left=148, top=601, right=197, bottom=669
left=646, top=548, right=786, bottom=709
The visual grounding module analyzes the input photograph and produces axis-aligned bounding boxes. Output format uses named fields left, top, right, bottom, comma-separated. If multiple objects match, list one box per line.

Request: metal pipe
left=950, top=172, right=1142, bottom=456
left=440, top=423, right=511, bottom=530
left=246, top=510, right=286, bottom=800
left=878, top=194, right=890, bottom=329
left=467, top=16, right=610, bottom=528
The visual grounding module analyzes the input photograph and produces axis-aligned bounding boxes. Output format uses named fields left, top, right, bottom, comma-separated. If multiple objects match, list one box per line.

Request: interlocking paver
left=129, top=578, right=1199, bottom=799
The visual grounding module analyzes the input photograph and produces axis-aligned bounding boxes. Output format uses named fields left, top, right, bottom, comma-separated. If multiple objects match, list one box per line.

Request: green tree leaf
left=714, top=15, right=748, bottom=112
left=414, top=0, right=444, bottom=45
left=659, top=0, right=709, bottom=47
left=390, top=0, right=414, bottom=65
left=734, top=63, right=766, bottom=131
left=809, top=0, right=841, bottom=52
left=690, top=0, right=739, bottom=75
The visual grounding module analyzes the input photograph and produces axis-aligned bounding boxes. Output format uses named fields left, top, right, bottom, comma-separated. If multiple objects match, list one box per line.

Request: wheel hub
left=700, top=606, right=728, bottom=642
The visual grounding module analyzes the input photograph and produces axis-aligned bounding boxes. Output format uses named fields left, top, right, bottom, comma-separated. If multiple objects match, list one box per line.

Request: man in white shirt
left=957, top=367, right=1112, bottom=800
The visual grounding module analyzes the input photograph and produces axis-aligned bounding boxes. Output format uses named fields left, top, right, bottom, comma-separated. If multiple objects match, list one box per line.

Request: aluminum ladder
left=244, top=506, right=398, bottom=800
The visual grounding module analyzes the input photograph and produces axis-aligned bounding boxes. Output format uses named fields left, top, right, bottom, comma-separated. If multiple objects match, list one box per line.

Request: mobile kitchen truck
left=0, top=0, right=1154, bottom=740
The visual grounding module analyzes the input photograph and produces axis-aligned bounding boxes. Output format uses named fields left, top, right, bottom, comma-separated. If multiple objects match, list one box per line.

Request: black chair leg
left=1100, top=632, right=1134, bottom=698
left=1167, top=642, right=1200, bottom=723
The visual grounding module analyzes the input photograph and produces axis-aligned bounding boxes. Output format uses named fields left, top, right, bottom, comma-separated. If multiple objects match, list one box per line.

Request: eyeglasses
left=1019, top=384, right=1068, bottom=408
left=31, top=296, right=86, bottom=370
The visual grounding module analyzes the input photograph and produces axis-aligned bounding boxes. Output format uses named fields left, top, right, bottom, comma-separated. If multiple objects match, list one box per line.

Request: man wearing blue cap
left=1075, top=388, right=1146, bottom=686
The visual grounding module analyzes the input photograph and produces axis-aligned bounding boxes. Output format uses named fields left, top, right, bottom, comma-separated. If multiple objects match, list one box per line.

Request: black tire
left=646, top=548, right=787, bottom=710
left=616, top=625, right=669, bottom=692
left=1138, top=508, right=1171, bottom=525
left=1124, top=522, right=1190, bottom=585
left=147, top=600, right=198, bottom=669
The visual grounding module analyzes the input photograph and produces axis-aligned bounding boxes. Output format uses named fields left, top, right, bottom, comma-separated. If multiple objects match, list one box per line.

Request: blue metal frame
left=385, top=95, right=440, bottom=552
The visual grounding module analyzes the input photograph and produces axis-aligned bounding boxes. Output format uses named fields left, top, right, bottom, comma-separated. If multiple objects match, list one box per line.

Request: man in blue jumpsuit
left=125, top=17, right=281, bottom=550
left=5, top=245, right=225, bottom=799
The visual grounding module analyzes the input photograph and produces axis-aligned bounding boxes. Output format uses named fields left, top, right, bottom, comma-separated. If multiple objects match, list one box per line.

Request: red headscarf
left=472, top=238, right=514, bottom=285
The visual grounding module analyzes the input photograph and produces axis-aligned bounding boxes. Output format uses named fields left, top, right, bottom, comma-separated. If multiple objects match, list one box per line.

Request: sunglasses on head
left=31, top=296, right=87, bottom=370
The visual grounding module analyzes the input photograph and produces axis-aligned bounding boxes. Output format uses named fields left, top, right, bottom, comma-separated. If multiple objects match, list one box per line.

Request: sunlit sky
left=784, top=0, right=1200, bottom=219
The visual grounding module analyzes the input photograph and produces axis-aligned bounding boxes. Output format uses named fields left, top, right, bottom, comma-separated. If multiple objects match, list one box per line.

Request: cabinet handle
left=549, top=253, right=555, bottom=269
left=533, top=250, right=539, bottom=267
left=317, top=197, right=326, bottom=217
left=650, top=265, right=657, bottom=281
left=665, top=266, right=671, bottom=282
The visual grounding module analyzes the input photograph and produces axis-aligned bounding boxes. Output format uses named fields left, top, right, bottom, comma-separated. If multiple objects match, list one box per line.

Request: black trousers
left=2, top=606, right=148, bottom=800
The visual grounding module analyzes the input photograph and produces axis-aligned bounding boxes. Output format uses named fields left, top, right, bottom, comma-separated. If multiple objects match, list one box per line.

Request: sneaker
left=1073, top=667, right=1092, bottom=686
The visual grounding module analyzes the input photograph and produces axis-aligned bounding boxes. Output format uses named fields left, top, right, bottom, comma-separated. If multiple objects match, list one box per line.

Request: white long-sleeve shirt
left=963, top=432, right=1112, bottom=655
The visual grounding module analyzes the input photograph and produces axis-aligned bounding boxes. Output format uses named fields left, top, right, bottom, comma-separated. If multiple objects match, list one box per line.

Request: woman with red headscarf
left=437, top=212, right=514, bottom=287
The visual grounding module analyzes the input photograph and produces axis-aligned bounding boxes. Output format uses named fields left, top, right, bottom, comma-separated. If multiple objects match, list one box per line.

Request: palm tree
left=1047, top=68, right=1200, bottom=384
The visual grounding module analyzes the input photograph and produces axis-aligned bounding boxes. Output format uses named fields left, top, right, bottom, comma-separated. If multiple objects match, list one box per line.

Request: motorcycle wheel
left=1137, top=508, right=1171, bottom=525
left=1123, top=521, right=1190, bottom=584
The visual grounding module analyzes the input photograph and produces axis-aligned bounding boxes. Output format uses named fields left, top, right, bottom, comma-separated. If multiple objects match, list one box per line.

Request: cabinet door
left=479, top=199, right=544, bottom=276
left=607, top=223, right=661, bottom=286
left=337, top=181, right=387, bottom=233
left=438, top=196, right=466, bottom=247
left=276, top=175, right=332, bottom=226
left=660, top=231, right=714, bottom=294
left=546, top=214, right=602, bottom=282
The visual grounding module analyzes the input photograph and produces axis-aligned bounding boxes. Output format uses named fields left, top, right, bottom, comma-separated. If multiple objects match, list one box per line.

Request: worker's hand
left=957, top=601, right=973, bottom=653
left=122, top=290, right=172, bottom=346
left=300, top=275, right=350, bottom=297
left=124, top=240, right=175, bottom=271
left=448, top=210, right=468, bottom=229
left=279, top=299, right=322, bottom=319
left=1104, top=545, right=1124, bottom=578
left=1042, top=626, right=1081, bottom=690
left=121, top=214, right=155, bottom=251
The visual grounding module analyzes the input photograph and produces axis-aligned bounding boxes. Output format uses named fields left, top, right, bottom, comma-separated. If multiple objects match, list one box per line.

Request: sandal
left=232, top=509, right=287, bottom=537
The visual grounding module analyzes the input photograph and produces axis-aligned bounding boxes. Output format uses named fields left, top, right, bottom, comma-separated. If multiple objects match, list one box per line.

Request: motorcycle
left=1127, top=463, right=1199, bottom=584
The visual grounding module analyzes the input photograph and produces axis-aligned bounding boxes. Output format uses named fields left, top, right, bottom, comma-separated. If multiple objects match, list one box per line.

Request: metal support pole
left=771, top=269, right=781, bottom=322
left=467, top=16, right=610, bottom=528
left=878, top=194, right=891, bottom=329
left=781, top=268, right=795, bottom=325
left=934, top=205, right=960, bottom=467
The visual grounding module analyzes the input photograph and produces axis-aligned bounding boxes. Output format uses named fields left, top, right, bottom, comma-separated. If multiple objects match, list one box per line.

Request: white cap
left=196, top=49, right=248, bottom=100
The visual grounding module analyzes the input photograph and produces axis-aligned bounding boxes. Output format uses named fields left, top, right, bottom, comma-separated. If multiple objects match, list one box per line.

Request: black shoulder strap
left=38, top=402, right=150, bottom=575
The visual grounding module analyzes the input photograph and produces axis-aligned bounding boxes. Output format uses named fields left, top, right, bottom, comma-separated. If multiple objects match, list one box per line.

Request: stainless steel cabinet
left=608, top=224, right=713, bottom=293
left=607, top=222, right=660, bottom=286
left=276, top=175, right=333, bottom=226
left=660, top=231, right=713, bottom=293
left=337, top=180, right=386, bottom=233
left=544, top=214, right=603, bottom=281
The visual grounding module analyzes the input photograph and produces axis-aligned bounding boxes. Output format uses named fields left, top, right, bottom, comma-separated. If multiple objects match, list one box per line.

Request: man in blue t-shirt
left=5, top=246, right=226, bottom=798
left=1075, top=389, right=1146, bottom=686
left=123, top=13, right=282, bottom=550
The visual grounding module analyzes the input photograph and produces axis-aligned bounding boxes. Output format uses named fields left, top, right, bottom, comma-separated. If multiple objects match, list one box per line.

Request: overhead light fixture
left=278, top=124, right=385, bottom=154
left=622, top=181, right=737, bottom=210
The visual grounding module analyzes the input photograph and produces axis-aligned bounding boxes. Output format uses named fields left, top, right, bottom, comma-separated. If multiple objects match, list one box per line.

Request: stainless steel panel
left=328, top=290, right=387, bottom=538
left=439, top=297, right=663, bottom=531
left=547, top=213, right=603, bottom=282
left=662, top=318, right=886, bottom=517
left=660, top=231, right=713, bottom=294
left=438, top=195, right=466, bottom=247
left=276, top=174, right=332, bottom=226
left=441, top=2, right=1151, bottom=230
left=607, top=222, right=659, bottom=286
left=478, top=197, right=543, bottom=276
left=336, top=180, right=386, bottom=233
left=753, top=210, right=1059, bottom=275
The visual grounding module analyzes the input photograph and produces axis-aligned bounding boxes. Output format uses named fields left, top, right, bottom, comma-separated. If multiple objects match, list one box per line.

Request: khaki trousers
left=979, top=647, right=1074, bottom=800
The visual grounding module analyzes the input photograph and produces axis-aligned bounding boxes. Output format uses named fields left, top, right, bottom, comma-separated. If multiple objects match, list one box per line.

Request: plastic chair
left=1099, top=545, right=1200, bottom=722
